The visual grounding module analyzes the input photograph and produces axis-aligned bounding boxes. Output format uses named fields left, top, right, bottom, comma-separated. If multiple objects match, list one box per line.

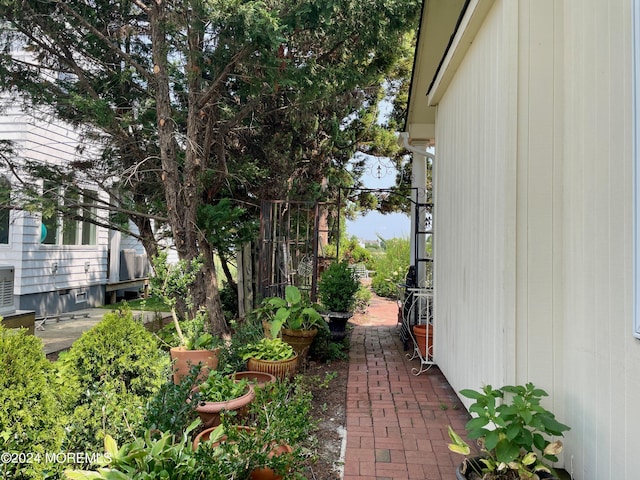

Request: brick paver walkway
left=344, top=295, right=471, bottom=480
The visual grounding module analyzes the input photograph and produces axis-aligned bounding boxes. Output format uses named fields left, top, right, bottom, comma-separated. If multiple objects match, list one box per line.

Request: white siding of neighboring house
left=429, top=0, right=640, bottom=479
left=0, top=105, right=111, bottom=314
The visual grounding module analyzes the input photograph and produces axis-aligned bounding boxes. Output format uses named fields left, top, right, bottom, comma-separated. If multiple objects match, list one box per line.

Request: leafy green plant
left=447, top=383, right=570, bottom=479
left=308, top=323, right=349, bottom=362
left=242, top=338, right=295, bottom=361
left=0, top=325, right=66, bottom=479
left=151, top=251, right=208, bottom=348
left=354, top=284, right=372, bottom=313
left=318, top=261, right=360, bottom=312
left=198, top=371, right=250, bottom=403
left=193, top=378, right=314, bottom=479
left=143, top=366, right=203, bottom=437
left=258, top=285, right=324, bottom=337
left=217, top=317, right=264, bottom=374
left=65, top=424, right=201, bottom=480
left=370, top=237, right=410, bottom=298
left=56, top=308, right=169, bottom=451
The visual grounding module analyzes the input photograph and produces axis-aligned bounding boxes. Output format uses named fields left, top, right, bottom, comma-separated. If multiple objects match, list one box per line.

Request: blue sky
left=344, top=155, right=411, bottom=241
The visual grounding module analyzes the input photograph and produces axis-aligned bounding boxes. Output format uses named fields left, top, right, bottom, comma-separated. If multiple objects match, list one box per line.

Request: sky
left=344, top=155, right=411, bottom=241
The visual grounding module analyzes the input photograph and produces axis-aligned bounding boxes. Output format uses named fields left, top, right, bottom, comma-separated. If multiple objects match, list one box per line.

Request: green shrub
left=318, top=261, right=360, bottom=312
left=308, top=324, right=349, bottom=362
left=0, top=325, right=66, bottom=479
left=370, top=237, right=410, bottom=298
left=143, top=369, right=202, bottom=438
left=57, top=308, right=170, bottom=450
left=354, top=285, right=372, bottom=313
left=217, top=316, right=264, bottom=374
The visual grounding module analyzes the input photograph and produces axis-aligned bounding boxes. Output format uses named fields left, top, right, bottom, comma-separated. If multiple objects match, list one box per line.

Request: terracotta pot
left=412, top=324, right=433, bottom=361
left=281, top=328, right=318, bottom=363
left=170, top=346, right=220, bottom=385
left=193, top=425, right=292, bottom=480
left=247, top=354, right=298, bottom=380
left=228, top=371, right=277, bottom=390
left=192, top=383, right=255, bottom=428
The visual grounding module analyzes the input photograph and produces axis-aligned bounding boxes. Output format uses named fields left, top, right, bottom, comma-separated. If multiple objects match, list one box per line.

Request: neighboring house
left=0, top=101, right=148, bottom=318
left=404, top=1, right=639, bottom=479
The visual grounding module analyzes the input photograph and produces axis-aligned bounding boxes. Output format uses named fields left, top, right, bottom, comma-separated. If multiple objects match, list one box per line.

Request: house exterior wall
left=0, top=106, right=114, bottom=315
left=560, top=1, right=637, bottom=479
left=434, top=0, right=518, bottom=396
left=430, top=0, right=640, bottom=478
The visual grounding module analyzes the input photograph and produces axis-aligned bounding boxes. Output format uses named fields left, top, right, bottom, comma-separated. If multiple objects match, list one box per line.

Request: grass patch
left=101, top=295, right=171, bottom=312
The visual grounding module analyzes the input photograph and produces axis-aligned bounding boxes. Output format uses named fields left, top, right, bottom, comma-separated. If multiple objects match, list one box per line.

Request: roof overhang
left=404, top=0, right=468, bottom=145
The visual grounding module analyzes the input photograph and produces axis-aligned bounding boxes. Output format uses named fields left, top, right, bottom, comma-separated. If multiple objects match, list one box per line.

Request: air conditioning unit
left=0, top=266, right=16, bottom=316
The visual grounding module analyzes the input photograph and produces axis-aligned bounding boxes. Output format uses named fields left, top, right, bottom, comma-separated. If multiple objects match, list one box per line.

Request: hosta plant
left=447, top=383, right=570, bottom=480
left=241, top=337, right=295, bottom=361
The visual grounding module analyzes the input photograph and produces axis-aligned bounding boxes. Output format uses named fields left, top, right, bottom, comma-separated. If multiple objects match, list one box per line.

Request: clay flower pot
left=228, top=371, right=277, bottom=390
left=247, top=354, right=298, bottom=380
left=412, top=324, right=433, bottom=360
left=192, top=383, right=255, bottom=428
left=193, top=425, right=292, bottom=480
left=170, top=346, right=220, bottom=384
left=281, top=327, right=318, bottom=363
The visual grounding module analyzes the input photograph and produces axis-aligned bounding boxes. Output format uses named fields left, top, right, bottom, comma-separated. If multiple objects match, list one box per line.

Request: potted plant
left=317, top=261, right=360, bottom=340
left=259, top=285, right=326, bottom=361
left=192, top=370, right=254, bottom=427
left=151, top=252, right=221, bottom=384
left=447, top=383, right=570, bottom=480
left=193, top=425, right=292, bottom=480
left=242, top=337, right=298, bottom=380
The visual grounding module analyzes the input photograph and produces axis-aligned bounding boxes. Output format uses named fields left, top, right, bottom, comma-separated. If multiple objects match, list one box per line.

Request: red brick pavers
left=345, top=296, right=471, bottom=480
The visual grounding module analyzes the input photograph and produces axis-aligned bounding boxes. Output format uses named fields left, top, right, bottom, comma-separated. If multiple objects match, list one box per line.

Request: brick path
left=344, top=295, right=471, bottom=480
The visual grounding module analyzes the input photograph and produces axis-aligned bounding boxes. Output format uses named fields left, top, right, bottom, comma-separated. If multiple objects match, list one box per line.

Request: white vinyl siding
left=0, top=107, right=110, bottom=295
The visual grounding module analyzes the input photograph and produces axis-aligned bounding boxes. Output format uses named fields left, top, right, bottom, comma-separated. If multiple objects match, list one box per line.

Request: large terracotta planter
left=247, top=354, right=298, bottom=380
left=229, top=371, right=277, bottom=390
left=193, top=425, right=292, bottom=480
left=170, top=346, right=220, bottom=384
left=281, top=328, right=317, bottom=363
left=193, top=383, right=255, bottom=428
left=412, top=324, right=433, bottom=361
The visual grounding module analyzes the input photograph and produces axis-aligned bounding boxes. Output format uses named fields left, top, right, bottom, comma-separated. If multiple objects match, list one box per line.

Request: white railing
left=397, top=286, right=435, bottom=375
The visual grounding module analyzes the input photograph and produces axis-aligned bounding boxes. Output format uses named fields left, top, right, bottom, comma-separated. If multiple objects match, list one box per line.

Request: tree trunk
left=149, top=3, right=227, bottom=334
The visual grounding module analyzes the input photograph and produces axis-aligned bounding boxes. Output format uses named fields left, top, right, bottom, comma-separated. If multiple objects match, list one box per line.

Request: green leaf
left=466, top=416, right=490, bottom=434
left=285, top=285, right=301, bottom=305
left=64, top=471, right=104, bottom=480
left=484, top=429, right=500, bottom=451
left=460, top=389, right=485, bottom=400
left=104, top=434, right=119, bottom=458
left=495, top=439, right=520, bottom=464
left=447, top=426, right=471, bottom=455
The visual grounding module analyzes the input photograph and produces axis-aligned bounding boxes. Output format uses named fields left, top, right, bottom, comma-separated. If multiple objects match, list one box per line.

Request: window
left=81, top=190, right=97, bottom=245
left=42, top=181, right=59, bottom=245
left=41, top=183, right=97, bottom=246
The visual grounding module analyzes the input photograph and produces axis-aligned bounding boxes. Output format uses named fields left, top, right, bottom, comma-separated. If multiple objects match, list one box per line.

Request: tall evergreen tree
left=0, top=0, right=420, bottom=332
